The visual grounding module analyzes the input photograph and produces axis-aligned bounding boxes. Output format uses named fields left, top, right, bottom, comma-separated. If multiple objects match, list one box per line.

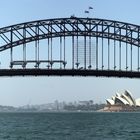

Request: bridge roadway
left=0, top=69, right=140, bottom=78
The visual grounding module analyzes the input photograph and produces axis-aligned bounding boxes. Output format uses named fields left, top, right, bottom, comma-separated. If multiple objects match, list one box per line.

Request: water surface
left=0, top=112, right=139, bottom=140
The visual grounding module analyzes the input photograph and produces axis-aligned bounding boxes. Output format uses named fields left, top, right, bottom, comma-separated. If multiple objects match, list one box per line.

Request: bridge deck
left=0, top=69, right=140, bottom=78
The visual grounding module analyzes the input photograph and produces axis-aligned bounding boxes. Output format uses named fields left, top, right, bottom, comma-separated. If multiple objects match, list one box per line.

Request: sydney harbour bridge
left=0, top=17, right=140, bottom=78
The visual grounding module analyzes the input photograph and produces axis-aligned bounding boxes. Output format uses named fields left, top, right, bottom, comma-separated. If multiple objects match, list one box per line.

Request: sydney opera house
left=103, top=90, right=140, bottom=112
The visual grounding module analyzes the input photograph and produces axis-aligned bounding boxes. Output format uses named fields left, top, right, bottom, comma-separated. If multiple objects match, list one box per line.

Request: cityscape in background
left=0, top=100, right=105, bottom=112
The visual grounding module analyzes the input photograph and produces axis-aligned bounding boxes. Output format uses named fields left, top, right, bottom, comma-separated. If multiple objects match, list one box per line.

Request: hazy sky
left=0, top=0, right=140, bottom=107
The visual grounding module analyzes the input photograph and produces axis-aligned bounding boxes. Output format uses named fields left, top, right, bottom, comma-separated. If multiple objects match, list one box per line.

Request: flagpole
left=84, top=10, right=89, bottom=18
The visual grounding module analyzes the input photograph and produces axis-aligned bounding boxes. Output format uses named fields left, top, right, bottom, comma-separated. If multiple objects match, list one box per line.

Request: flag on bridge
left=89, top=6, right=93, bottom=9
left=85, top=10, right=89, bottom=13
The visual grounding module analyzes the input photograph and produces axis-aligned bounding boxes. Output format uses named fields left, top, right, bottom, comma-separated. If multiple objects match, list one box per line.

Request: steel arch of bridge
left=0, top=17, right=140, bottom=77
left=0, top=17, right=140, bottom=51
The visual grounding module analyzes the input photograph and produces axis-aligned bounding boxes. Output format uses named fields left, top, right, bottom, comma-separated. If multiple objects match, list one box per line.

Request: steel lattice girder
left=0, top=17, right=140, bottom=52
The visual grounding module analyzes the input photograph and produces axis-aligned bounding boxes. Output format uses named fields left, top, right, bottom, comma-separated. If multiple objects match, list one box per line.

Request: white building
left=106, top=90, right=140, bottom=107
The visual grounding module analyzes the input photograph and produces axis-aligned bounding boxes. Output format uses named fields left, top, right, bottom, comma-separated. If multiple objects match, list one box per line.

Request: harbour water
left=0, top=112, right=140, bottom=140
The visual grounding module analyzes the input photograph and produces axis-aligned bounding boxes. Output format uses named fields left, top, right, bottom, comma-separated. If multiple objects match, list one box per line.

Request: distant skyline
left=0, top=0, right=140, bottom=107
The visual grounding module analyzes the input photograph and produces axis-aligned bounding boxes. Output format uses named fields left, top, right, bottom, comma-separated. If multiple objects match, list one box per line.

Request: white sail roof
left=106, top=99, right=115, bottom=105
left=136, top=98, right=140, bottom=107
left=106, top=90, right=138, bottom=107
left=121, top=93, right=134, bottom=106
left=116, top=92, right=120, bottom=97
left=115, top=96, right=129, bottom=105
left=124, top=90, right=136, bottom=106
